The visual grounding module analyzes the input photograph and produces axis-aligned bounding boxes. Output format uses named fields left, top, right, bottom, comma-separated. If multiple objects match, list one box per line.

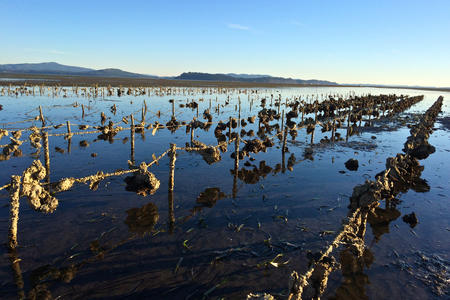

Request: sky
left=0, top=0, right=449, bottom=87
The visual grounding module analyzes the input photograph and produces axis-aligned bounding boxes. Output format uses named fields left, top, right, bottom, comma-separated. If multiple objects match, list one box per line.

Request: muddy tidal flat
left=0, top=84, right=449, bottom=299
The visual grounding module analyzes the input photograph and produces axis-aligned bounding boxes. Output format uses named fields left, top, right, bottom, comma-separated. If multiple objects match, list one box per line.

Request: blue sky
left=1, top=0, right=449, bottom=86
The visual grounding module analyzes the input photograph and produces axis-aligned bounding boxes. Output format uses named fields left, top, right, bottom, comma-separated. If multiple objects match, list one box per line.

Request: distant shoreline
left=0, top=72, right=449, bottom=92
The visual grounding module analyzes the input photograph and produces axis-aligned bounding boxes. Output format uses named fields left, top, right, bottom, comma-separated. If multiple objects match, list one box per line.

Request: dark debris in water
left=344, top=158, right=359, bottom=171
left=402, top=212, right=418, bottom=228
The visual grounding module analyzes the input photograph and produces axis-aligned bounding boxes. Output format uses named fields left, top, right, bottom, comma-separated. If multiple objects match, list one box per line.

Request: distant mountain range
left=0, top=62, right=337, bottom=85
left=0, top=62, right=159, bottom=78
left=175, top=72, right=337, bottom=85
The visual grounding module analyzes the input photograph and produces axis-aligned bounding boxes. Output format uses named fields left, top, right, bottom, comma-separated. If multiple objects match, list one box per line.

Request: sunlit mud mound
left=124, top=162, right=160, bottom=196
left=1, top=131, right=23, bottom=161
left=51, top=177, right=76, bottom=193
left=21, top=160, right=58, bottom=213
left=96, top=121, right=123, bottom=142
left=0, top=128, right=9, bottom=140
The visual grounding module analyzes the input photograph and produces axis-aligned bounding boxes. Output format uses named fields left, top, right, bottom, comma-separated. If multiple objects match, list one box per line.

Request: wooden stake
left=8, top=175, right=21, bottom=250
left=168, top=143, right=176, bottom=192
left=66, top=121, right=71, bottom=136
left=39, top=106, right=45, bottom=127
left=168, top=143, right=176, bottom=232
left=43, top=132, right=50, bottom=186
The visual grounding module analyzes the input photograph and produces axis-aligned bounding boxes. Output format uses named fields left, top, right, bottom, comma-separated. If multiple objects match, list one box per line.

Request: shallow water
left=0, top=86, right=448, bottom=299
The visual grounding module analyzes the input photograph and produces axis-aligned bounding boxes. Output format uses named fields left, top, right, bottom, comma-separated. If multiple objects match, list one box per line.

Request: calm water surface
left=0, top=86, right=448, bottom=299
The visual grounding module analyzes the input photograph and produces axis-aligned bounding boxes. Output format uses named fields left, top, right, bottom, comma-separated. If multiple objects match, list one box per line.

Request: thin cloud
left=227, top=23, right=250, bottom=31
left=290, top=20, right=303, bottom=26
left=49, top=49, right=67, bottom=55
left=24, top=48, right=68, bottom=55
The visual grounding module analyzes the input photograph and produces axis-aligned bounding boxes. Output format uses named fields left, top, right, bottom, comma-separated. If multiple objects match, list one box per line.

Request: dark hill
left=175, top=72, right=337, bottom=85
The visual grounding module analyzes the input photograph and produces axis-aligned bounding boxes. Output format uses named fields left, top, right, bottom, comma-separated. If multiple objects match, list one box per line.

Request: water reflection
left=1, top=86, right=447, bottom=299
left=181, top=187, right=226, bottom=223
left=196, top=187, right=226, bottom=208
left=124, top=202, right=159, bottom=236
left=367, top=202, right=401, bottom=242
left=331, top=247, right=374, bottom=300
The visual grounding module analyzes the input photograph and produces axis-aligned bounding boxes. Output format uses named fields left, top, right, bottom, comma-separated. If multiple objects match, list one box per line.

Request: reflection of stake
left=282, top=125, right=288, bottom=152
left=282, top=126, right=287, bottom=173
left=346, top=113, right=350, bottom=142
left=190, top=125, right=194, bottom=145
left=331, top=119, right=336, bottom=142
left=238, top=97, right=241, bottom=123
left=9, top=249, right=25, bottom=300
left=233, top=134, right=240, bottom=198
left=228, top=117, right=232, bottom=142
left=130, top=115, right=135, bottom=165
left=168, top=190, right=175, bottom=234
